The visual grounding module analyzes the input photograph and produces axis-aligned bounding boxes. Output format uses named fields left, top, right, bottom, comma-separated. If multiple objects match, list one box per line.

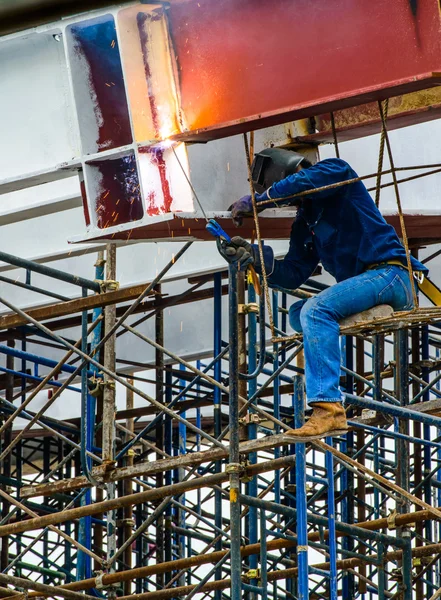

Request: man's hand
left=228, top=192, right=268, bottom=227
left=228, top=195, right=253, bottom=227
left=217, top=236, right=255, bottom=270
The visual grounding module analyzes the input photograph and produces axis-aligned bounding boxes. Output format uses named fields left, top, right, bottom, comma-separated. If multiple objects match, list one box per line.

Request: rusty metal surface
left=299, top=88, right=441, bottom=144
left=167, top=0, right=441, bottom=142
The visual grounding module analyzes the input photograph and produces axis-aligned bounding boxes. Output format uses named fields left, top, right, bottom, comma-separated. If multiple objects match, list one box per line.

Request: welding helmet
left=251, top=148, right=308, bottom=195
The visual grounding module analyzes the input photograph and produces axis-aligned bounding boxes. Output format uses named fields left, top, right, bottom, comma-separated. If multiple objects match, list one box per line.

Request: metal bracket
left=239, top=413, right=261, bottom=426
left=95, top=568, right=120, bottom=590
left=88, top=377, right=115, bottom=397
left=94, top=572, right=107, bottom=590
left=387, top=510, right=397, bottom=530
left=238, top=302, right=259, bottom=315
left=94, top=257, right=106, bottom=269
left=116, top=518, right=135, bottom=527
left=101, top=279, right=120, bottom=293
left=88, top=376, right=103, bottom=397
left=240, top=459, right=253, bottom=483
left=226, top=462, right=243, bottom=474
left=244, top=568, right=260, bottom=580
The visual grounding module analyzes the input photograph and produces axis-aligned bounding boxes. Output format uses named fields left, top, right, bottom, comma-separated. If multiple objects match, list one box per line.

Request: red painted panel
left=167, top=0, right=441, bottom=141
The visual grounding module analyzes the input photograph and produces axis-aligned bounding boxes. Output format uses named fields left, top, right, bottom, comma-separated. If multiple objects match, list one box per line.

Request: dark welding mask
left=251, top=148, right=307, bottom=195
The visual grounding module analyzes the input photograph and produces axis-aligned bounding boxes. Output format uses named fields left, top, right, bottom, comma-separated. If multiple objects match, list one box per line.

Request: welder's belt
left=366, top=260, right=441, bottom=306
left=366, top=260, right=424, bottom=283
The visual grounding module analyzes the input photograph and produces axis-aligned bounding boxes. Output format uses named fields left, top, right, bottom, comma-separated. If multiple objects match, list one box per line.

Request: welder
left=217, top=149, right=427, bottom=439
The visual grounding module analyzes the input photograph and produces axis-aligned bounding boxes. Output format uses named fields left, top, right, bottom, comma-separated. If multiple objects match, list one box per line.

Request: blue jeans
left=289, top=265, right=415, bottom=405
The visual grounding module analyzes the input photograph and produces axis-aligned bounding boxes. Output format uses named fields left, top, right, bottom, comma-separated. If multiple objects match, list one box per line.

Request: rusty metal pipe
left=11, top=505, right=440, bottom=597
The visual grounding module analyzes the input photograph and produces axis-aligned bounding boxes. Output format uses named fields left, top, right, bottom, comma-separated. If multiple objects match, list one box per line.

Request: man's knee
left=289, top=299, right=307, bottom=332
left=299, top=297, right=318, bottom=330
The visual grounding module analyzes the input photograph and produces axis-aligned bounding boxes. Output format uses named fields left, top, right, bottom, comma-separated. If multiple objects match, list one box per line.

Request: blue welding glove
left=228, top=191, right=269, bottom=227
left=217, top=236, right=255, bottom=270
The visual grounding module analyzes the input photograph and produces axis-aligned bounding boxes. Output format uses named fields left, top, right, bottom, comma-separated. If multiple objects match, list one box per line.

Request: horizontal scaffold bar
left=20, top=395, right=441, bottom=498
left=13, top=510, right=440, bottom=597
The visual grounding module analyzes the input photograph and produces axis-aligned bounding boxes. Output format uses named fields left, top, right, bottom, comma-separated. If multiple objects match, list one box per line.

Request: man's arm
left=252, top=220, right=320, bottom=291
left=261, top=158, right=353, bottom=207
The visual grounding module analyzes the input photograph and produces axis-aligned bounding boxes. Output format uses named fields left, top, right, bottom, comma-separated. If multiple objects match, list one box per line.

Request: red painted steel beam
left=81, top=214, right=441, bottom=244
left=167, top=0, right=441, bottom=142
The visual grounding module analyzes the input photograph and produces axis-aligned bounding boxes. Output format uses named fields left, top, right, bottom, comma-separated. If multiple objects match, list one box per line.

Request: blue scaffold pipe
left=345, top=392, right=441, bottom=427
left=0, top=344, right=96, bottom=378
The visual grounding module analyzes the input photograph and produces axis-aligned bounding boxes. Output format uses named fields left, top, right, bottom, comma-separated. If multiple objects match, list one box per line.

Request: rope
left=377, top=100, right=419, bottom=310
left=254, top=164, right=441, bottom=208
left=330, top=112, right=340, bottom=158
left=243, top=133, right=276, bottom=337
left=375, top=98, right=389, bottom=207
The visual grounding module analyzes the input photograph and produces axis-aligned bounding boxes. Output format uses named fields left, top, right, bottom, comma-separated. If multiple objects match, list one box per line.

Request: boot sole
left=281, top=428, right=348, bottom=443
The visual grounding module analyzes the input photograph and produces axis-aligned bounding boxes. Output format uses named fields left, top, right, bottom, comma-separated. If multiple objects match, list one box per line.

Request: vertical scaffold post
left=123, top=380, right=134, bottom=596
left=78, top=285, right=92, bottom=581
left=422, top=324, right=433, bottom=596
left=0, top=340, right=14, bottom=587
left=228, top=263, right=242, bottom=600
left=341, top=336, right=355, bottom=598
left=155, top=283, right=165, bottom=589
left=164, top=368, right=173, bottom=585
left=103, top=243, right=117, bottom=596
left=372, top=334, right=383, bottom=520
left=293, top=374, right=308, bottom=600
left=325, top=436, right=338, bottom=600
left=246, top=279, right=258, bottom=596
left=78, top=252, right=104, bottom=581
left=213, top=272, right=223, bottom=599
left=396, top=328, right=412, bottom=598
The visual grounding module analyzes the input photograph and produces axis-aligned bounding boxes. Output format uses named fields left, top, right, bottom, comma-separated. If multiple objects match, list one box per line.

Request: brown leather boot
left=284, top=402, right=348, bottom=441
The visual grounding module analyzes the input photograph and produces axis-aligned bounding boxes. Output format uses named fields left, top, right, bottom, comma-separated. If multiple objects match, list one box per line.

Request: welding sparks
left=155, top=137, right=175, bottom=150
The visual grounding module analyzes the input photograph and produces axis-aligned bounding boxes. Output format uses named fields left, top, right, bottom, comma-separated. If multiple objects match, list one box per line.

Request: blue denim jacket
left=253, top=158, right=427, bottom=289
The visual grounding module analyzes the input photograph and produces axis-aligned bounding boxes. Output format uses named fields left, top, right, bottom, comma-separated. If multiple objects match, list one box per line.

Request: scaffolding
left=3, top=110, right=441, bottom=600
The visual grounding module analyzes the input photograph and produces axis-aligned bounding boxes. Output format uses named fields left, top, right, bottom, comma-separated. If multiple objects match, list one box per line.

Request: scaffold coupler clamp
left=239, top=458, right=254, bottom=482
left=95, top=571, right=111, bottom=590
left=95, top=569, right=120, bottom=592
left=387, top=509, right=397, bottom=530
left=238, top=302, right=259, bottom=315
left=226, top=462, right=243, bottom=474
left=100, top=279, right=120, bottom=293
left=88, top=375, right=104, bottom=397
left=94, top=256, right=106, bottom=269
left=243, top=568, right=261, bottom=582
left=239, top=412, right=261, bottom=426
